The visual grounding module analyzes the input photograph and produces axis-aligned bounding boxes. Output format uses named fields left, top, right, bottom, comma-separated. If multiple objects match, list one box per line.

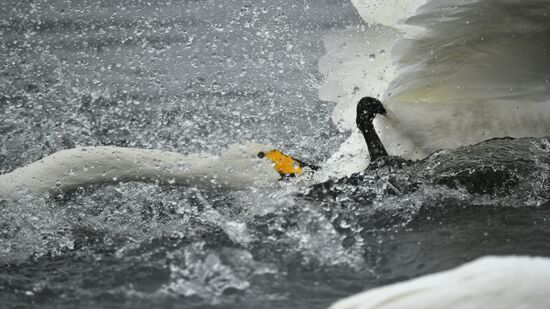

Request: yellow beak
left=258, top=150, right=306, bottom=177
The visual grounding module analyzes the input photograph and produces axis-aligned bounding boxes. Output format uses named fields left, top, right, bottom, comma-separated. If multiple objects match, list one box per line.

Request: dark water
left=2, top=137, right=550, bottom=308
left=2, top=0, right=550, bottom=309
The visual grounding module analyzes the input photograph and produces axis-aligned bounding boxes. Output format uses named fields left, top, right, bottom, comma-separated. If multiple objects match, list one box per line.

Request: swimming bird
left=0, top=143, right=281, bottom=199
left=329, top=256, right=550, bottom=309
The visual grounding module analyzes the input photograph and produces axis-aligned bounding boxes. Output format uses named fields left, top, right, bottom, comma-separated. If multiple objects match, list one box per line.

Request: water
left=2, top=0, right=550, bottom=308
left=1, top=0, right=357, bottom=172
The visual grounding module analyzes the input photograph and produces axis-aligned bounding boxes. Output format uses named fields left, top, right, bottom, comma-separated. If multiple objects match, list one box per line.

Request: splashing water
left=2, top=0, right=550, bottom=309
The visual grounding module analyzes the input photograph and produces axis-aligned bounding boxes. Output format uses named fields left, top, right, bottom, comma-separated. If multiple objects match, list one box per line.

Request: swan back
left=330, top=256, right=550, bottom=309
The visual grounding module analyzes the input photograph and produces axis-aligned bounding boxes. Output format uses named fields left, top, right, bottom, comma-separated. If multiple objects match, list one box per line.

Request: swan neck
left=361, top=123, right=388, bottom=161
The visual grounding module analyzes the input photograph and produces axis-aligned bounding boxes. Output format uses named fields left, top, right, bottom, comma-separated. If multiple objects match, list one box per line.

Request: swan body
left=376, top=99, right=550, bottom=159
left=0, top=143, right=280, bottom=198
left=330, top=256, right=550, bottom=309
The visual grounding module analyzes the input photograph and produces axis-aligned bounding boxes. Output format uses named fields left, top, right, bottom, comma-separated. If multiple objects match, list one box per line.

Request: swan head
left=356, top=97, right=386, bottom=130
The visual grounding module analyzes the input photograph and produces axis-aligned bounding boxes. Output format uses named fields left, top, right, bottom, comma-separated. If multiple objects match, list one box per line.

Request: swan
left=0, top=143, right=282, bottom=199
left=325, top=0, right=550, bottom=162
left=329, top=256, right=550, bottom=309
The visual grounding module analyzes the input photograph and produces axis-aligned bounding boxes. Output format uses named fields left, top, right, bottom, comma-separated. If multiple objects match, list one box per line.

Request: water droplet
left=213, top=23, right=224, bottom=32
left=286, top=43, right=293, bottom=51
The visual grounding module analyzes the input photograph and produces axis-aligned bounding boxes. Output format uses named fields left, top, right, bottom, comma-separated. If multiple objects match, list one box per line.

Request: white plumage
left=0, top=143, right=279, bottom=198
left=324, top=0, right=550, bottom=163
left=330, top=256, right=550, bottom=309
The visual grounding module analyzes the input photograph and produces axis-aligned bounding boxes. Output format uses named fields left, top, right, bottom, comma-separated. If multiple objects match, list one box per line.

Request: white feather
left=330, top=256, right=550, bottom=309
left=0, top=143, right=279, bottom=198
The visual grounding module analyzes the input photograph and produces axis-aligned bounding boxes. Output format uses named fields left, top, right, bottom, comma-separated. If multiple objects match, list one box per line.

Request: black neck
left=360, top=123, right=388, bottom=161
